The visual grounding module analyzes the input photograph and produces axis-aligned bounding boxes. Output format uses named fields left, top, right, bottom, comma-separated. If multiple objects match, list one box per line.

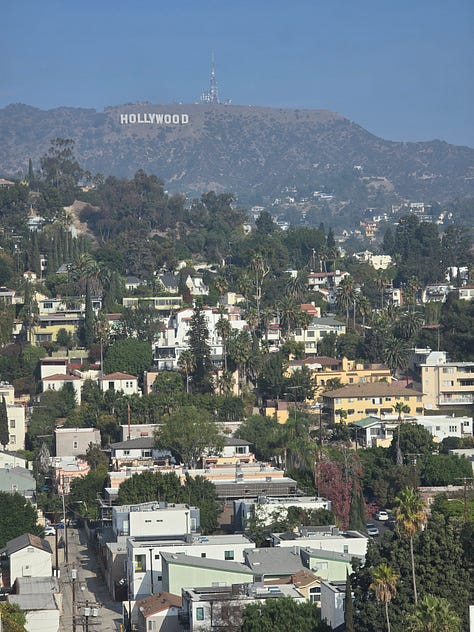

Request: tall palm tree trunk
left=385, top=601, right=391, bottom=632
left=410, top=536, right=418, bottom=605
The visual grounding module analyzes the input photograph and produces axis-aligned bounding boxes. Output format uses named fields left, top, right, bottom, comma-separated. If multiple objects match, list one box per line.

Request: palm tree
left=278, top=296, right=299, bottom=339
left=177, top=350, right=195, bottom=394
left=397, top=311, right=424, bottom=342
left=336, top=276, right=355, bottom=328
left=393, top=401, right=411, bottom=465
left=384, top=336, right=408, bottom=377
left=369, top=563, right=398, bottom=632
left=394, top=487, right=427, bottom=606
left=357, top=294, right=372, bottom=329
left=406, top=594, right=461, bottom=632
left=215, top=316, right=232, bottom=371
left=286, top=271, right=308, bottom=302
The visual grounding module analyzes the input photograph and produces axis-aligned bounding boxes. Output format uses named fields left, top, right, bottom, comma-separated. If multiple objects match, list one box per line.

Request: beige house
left=54, top=427, right=101, bottom=457
left=322, top=382, right=424, bottom=424
left=421, top=359, right=474, bottom=411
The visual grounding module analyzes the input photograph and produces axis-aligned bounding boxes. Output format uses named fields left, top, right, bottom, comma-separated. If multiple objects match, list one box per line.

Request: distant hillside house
left=99, top=372, right=139, bottom=396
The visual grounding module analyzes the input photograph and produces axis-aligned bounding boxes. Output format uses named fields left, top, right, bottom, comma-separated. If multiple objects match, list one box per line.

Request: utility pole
left=71, top=566, right=77, bottom=632
left=455, top=476, right=474, bottom=521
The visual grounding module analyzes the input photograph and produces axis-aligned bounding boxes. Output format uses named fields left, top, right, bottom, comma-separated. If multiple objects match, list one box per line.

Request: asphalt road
left=58, top=528, right=122, bottom=632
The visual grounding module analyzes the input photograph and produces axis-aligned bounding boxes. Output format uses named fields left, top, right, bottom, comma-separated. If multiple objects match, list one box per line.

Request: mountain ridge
left=1, top=102, right=473, bottom=206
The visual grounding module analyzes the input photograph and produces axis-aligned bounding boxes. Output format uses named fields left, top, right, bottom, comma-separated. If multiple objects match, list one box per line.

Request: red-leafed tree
left=317, top=460, right=353, bottom=529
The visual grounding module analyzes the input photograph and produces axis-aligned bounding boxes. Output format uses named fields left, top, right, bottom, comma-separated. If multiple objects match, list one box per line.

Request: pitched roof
left=322, top=382, right=422, bottom=399
left=110, top=437, right=155, bottom=450
left=42, top=374, right=81, bottom=381
left=136, top=592, right=182, bottom=617
left=1, top=533, right=52, bottom=556
left=244, top=548, right=305, bottom=575
left=351, top=416, right=382, bottom=428
left=160, top=552, right=254, bottom=575
left=99, top=372, right=137, bottom=380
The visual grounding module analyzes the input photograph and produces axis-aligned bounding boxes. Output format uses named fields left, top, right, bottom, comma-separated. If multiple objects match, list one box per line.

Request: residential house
left=0, top=467, right=35, bottom=500
left=109, top=437, right=174, bottom=469
left=112, top=503, right=200, bottom=539
left=0, top=287, right=18, bottom=305
left=99, top=372, right=140, bottom=396
left=233, top=496, right=332, bottom=532
left=161, top=552, right=255, bottom=598
left=29, top=312, right=84, bottom=345
left=287, top=356, right=391, bottom=399
left=8, top=576, right=61, bottom=632
left=307, top=271, right=350, bottom=293
left=320, top=580, right=348, bottom=631
left=0, top=383, right=26, bottom=452
left=243, top=547, right=306, bottom=583
left=39, top=357, right=69, bottom=379
left=0, top=450, right=28, bottom=470
left=203, top=437, right=255, bottom=467
left=0, top=534, right=52, bottom=589
left=300, top=548, right=364, bottom=583
left=42, top=373, right=83, bottom=404
left=50, top=456, right=91, bottom=494
left=458, top=285, right=474, bottom=301
left=290, top=318, right=346, bottom=355
left=271, top=526, right=368, bottom=558
left=421, top=358, right=474, bottom=411
left=55, top=427, right=101, bottom=457
left=128, top=534, right=255, bottom=599
left=322, top=383, right=424, bottom=424
left=179, top=583, right=305, bottom=632
left=352, top=414, right=473, bottom=449
left=134, top=592, right=182, bottom=632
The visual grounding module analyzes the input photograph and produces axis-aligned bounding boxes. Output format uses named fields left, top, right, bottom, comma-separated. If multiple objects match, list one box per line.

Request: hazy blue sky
left=2, top=0, right=473, bottom=146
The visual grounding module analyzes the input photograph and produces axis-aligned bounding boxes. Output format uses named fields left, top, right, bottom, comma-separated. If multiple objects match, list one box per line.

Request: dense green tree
left=241, top=597, right=330, bottom=632
left=421, top=453, right=472, bottom=486
left=103, top=338, right=152, bottom=378
left=155, top=405, right=223, bottom=468
left=406, top=594, right=462, bottom=632
left=117, top=470, right=183, bottom=505
left=115, top=304, right=162, bottom=345
left=0, top=395, right=9, bottom=448
left=0, top=492, right=42, bottom=547
left=69, top=466, right=108, bottom=520
left=83, top=280, right=95, bottom=348
left=235, top=414, right=284, bottom=462
left=187, top=302, right=213, bottom=393
left=0, top=602, right=27, bottom=632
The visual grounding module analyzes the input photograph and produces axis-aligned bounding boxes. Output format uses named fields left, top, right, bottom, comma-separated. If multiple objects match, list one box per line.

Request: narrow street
left=58, top=527, right=122, bottom=631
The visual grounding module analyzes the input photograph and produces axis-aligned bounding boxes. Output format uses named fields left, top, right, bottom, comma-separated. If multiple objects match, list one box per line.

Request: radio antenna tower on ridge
left=200, top=52, right=220, bottom=104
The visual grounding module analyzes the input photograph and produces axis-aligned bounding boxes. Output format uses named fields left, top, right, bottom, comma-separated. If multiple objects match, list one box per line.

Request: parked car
left=375, top=510, right=389, bottom=521
left=366, top=522, right=379, bottom=537
left=44, top=526, right=56, bottom=536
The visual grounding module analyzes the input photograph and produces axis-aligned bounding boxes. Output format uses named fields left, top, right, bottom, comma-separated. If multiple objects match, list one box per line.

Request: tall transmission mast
left=201, top=52, right=220, bottom=104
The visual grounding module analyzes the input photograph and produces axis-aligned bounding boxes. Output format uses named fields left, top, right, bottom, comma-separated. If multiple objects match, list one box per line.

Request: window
left=73, top=441, right=78, bottom=450
left=124, top=450, right=130, bottom=456
left=224, top=550, right=234, bottom=560
left=449, top=426, right=457, bottom=432
left=343, top=545, right=349, bottom=553
left=9, top=435, right=15, bottom=444
left=442, top=380, right=454, bottom=387
left=135, top=554, right=146, bottom=572
left=309, top=586, right=321, bottom=603
left=196, top=607, right=204, bottom=621
left=235, top=446, right=247, bottom=455
left=148, top=621, right=156, bottom=631
left=201, top=553, right=206, bottom=558
left=9, top=420, right=15, bottom=428
left=108, top=381, right=114, bottom=390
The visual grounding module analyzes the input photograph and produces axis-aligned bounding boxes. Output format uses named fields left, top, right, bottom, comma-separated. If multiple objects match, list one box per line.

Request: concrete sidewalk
left=59, top=527, right=122, bottom=631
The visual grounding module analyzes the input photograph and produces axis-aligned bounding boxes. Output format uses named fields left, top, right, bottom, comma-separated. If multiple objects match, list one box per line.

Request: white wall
left=10, top=548, right=52, bottom=586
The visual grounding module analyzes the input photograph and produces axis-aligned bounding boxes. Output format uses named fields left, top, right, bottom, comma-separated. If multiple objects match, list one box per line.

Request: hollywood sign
left=119, top=113, right=189, bottom=125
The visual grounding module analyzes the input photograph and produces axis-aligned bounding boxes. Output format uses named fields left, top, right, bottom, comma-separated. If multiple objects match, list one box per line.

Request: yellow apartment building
left=322, top=382, right=424, bottom=424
